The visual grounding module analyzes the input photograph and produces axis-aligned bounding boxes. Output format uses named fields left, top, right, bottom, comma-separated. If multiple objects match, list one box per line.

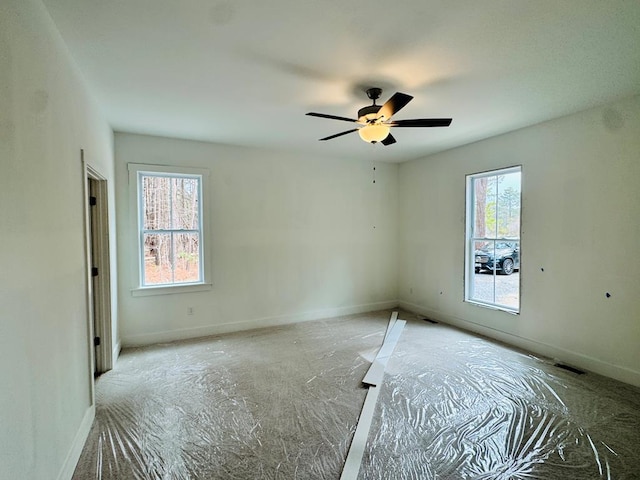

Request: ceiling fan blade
left=376, top=92, right=413, bottom=120
left=319, top=129, right=359, bottom=141
left=307, top=112, right=358, bottom=123
left=388, top=118, right=452, bottom=128
left=381, top=133, right=396, bottom=146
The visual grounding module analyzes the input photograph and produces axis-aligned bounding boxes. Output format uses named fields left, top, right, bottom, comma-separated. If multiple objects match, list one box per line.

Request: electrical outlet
left=187, top=307, right=194, bottom=315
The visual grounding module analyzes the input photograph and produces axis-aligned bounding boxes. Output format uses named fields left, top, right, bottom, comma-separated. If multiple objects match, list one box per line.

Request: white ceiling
left=43, top=0, right=640, bottom=163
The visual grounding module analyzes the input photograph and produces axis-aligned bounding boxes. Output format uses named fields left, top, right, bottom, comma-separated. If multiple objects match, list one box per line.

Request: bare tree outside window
left=140, top=174, right=202, bottom=285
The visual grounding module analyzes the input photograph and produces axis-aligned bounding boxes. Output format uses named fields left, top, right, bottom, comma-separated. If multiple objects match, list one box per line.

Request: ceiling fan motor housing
left=358, top=104, right=381, bottom=121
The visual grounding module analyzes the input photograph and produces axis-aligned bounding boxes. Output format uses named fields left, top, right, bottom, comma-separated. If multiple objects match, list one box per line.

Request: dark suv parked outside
left=475, top=241, right=520, bottom=275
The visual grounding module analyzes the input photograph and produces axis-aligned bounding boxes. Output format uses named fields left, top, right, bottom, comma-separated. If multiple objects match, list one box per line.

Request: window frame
left=464, top=165, right=522, bottom=313
left=128, top=163, right=212, bottom=296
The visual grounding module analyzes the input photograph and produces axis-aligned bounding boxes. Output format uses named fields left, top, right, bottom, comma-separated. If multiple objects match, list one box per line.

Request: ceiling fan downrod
left=366, top=87, right=382, bottom=104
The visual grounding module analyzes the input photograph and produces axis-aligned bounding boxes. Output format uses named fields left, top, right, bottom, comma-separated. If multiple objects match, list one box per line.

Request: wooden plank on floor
left=362, top=319, right=405, bottom=387
left=341, top=312, right=406, bottom=479
left=383, top=311, right=398, bottom=341
left=340, top=384, right=381, bottom=480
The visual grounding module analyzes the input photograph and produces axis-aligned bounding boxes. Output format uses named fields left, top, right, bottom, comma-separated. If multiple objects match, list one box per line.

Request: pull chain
left=372, top=161, right=377, bottom=229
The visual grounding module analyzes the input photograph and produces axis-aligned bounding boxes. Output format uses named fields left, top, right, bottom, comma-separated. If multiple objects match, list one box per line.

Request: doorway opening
left=83, top=152, right=113, bottom=380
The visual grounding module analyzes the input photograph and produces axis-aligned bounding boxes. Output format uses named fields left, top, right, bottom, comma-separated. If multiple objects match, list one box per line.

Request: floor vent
left=554, top=363, right=585, bottom=375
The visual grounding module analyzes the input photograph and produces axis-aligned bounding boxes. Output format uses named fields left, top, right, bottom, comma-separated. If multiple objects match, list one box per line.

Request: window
left=129, top=164, right=211, bottom=294
left=465, top=166, right=521, bottom=312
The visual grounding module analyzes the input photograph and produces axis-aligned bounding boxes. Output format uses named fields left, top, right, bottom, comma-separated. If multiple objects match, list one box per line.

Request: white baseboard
left=399, top=300, right=640, bottom=388
left=56, top=404, right=95, bottom=480
left=123, top=300, right=399, bottom=347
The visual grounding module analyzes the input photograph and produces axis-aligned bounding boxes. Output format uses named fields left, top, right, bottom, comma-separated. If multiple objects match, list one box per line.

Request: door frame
left=82, top=150, right=113, bottom=385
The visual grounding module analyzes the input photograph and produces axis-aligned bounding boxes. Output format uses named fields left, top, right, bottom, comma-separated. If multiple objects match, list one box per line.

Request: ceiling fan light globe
left=358, top=124, right=390, bottom=143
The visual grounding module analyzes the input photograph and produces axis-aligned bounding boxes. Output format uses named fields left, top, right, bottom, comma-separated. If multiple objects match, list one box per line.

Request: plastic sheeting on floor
left=73, top=311, right=640, bottom=479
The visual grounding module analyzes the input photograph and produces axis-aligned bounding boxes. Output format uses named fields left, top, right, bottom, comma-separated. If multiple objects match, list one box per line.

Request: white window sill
left=465, top=299, right=520, bottom=315
left=131, top=283, right=212, bottom=297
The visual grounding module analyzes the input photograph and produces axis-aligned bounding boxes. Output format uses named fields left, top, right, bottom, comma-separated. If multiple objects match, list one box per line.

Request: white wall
left=398, top=95, right=640, bottom=386
left=115, top=133, right=398, bottom=345
left=0, top=1, right=116, bottom=479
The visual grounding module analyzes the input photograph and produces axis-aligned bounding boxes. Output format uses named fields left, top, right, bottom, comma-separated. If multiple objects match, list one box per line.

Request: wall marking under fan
left=306, top=88, right=452, bottom=146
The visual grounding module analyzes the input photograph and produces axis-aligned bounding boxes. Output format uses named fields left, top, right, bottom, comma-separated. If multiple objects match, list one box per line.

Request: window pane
left=142, top=176, right=171, bottom=230
left=494, top=240, right=520, bottom=308
left=472, top=240, right=496, bottom=304
left=474, top=176, right=497, bottom=239
left=496, top=172, right=521, bottom=238
left=173, top=232, right=200, bottom=283
left=171, top=177, right=199, bottom=230
left=143, top=233, right=173, bottom=285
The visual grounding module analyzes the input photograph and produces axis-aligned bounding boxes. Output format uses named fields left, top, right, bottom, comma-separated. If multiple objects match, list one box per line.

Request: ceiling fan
left=306, top=88, right=452, bottom=146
